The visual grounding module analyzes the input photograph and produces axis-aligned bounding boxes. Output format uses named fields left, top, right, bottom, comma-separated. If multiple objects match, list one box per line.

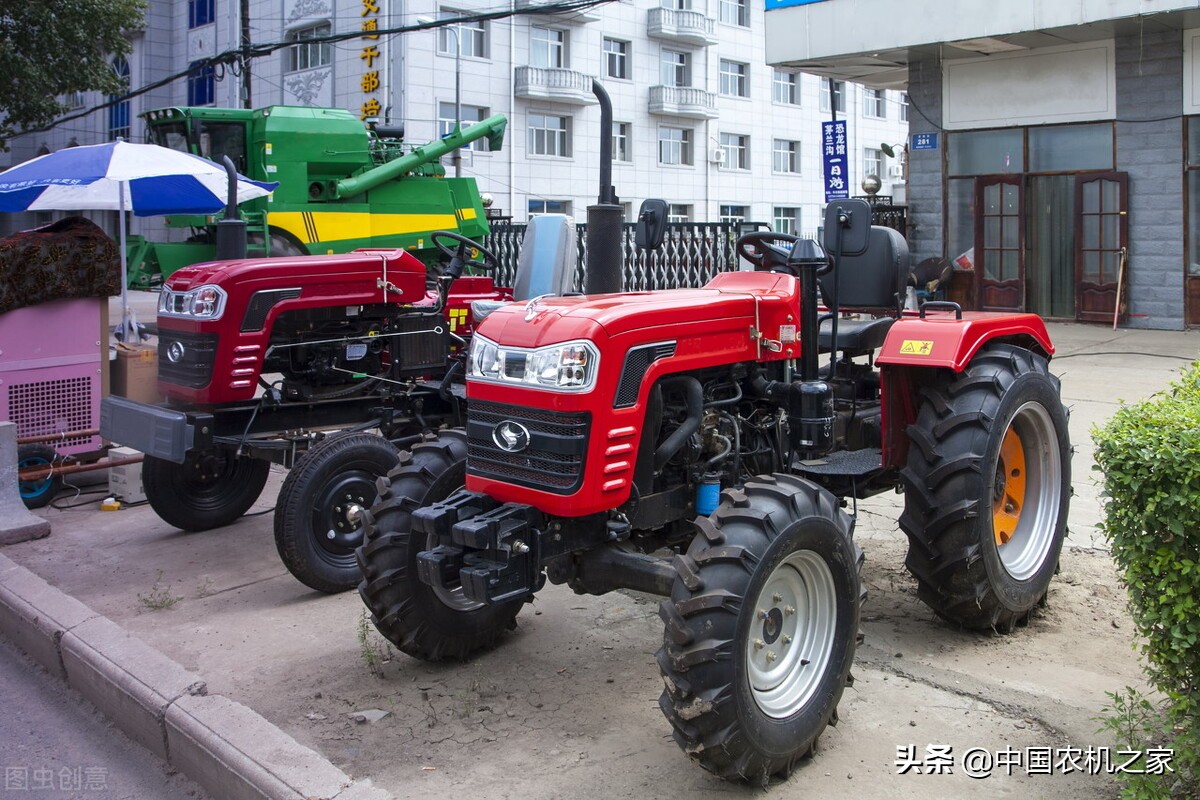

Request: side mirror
left=822, top=199, right=871, bottom=257
left=636, top=198, right=668, bottom=251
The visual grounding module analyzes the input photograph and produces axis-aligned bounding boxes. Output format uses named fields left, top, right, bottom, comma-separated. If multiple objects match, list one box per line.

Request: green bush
left=1093, top=362, right=1200, bottom=799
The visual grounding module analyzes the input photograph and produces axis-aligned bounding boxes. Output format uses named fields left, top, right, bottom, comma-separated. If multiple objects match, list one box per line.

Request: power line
left=22, top=0, right=616, bottom=138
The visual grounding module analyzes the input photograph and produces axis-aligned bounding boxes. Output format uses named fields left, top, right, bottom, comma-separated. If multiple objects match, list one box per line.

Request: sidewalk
left=2, top=320, right=1196, bottom=799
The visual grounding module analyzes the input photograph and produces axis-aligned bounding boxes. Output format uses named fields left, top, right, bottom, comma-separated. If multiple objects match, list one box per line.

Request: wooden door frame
left=975, top=175, right=1025, bottom=312
left=1074, top=171, right=1129, bottom=324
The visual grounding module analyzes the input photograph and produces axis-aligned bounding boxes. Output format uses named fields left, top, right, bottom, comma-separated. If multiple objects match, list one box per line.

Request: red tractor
left=102, top=231, right=510, bottom=593
left=355, top=199, right=1072, bottom=782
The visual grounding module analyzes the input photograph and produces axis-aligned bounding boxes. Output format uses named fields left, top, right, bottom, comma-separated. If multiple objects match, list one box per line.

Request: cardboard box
left=111, top=343, right=161, bottom=404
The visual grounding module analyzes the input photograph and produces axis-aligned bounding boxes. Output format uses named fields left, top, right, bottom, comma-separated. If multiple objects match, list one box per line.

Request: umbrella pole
left=118, top=181, right=130, bottom=341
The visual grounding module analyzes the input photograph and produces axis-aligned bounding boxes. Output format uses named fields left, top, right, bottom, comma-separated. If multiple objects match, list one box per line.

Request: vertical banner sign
left=360, top=0, right=382, bottom=119
left=822, top=120, right=849, bottom=203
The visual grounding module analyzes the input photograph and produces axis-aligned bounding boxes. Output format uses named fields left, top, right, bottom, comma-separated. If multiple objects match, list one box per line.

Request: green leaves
left=0, top=0, right=147, bottom=149
left=1093, top=362, right=1200, bottom=798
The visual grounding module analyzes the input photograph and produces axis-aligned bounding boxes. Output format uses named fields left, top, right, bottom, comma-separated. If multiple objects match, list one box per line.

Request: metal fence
left=484, top=221, right=742, bottom=292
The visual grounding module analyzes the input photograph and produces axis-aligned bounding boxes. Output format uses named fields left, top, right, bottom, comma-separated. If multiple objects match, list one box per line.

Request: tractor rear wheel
left=900, top=343, right=1071, bottom=632
left=657, top=474, right=862, bottom=784
left=356, top=430, right=523, bottom=661
left=143, top=451, right=270, bottom=531
left=275, top=432, right=399, bottom=594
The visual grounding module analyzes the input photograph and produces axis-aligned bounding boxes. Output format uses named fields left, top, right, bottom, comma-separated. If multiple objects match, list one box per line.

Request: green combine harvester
left=127, top=105, right=507, bottom=287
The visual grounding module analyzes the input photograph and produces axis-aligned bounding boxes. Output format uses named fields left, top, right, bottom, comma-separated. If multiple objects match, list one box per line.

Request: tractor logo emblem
left=493, top=421, right=531, bottom=453
left=166, top=341, right=186, bottom=363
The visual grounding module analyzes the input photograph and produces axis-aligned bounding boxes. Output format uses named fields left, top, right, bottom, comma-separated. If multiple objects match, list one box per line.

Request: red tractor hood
left=476, top=277, right=794, bottom=348
left=166, top=248, right=429, bottom=304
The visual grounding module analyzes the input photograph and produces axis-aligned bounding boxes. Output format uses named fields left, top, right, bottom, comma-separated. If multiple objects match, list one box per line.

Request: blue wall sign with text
left=911, top=133, right=939, bottom=151
left=765, top=0, right=829, bottom=10
left=822, top=120, right=849, bottom=203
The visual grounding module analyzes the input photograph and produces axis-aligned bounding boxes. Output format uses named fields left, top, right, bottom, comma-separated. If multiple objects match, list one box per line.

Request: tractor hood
left=475, top=272, right=799, bottom=349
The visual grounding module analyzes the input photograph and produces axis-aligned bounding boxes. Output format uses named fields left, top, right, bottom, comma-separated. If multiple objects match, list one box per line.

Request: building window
left=772, top=139, right=799, bottom=173
left=439, top=10, right=488, bottom=58
left=719, top=0, right=748, bottom=26
left=528, top=113, right=570, bottom=157
left=719, top=60, right=748, bottom=98
left=820, top=79, right=845, bottom=114
left=663, top=0, right=692, bottom=9
left=439, top=103, right=492, bottom=150
left=863, top=147, right=882, bottom=180
left=863, top=88, right=885, bottom=119
left=612, top=121, right=631, bottom=162
left=773, top=207, right=799, bottom=235
left=719, top=204, right=748, bottom=224
left=603, top=38, right=628, bottom=79
left=531, top=26, right=566, bottom=69
left=529, top=198, right=572, bottom=216
left=187, top=61, right=215, bottom=106
left=900, top=92, right=909, bottom=122
left=773, top=70, right=798, bottom=105
left=286, top=23, right=331, bottom=72
left=720, top=133, right=748, bottom=170
left=188, top=0, right=214, bottom=28
left=668, top=203, right=691, bottom=223
left=658, top=126, right=693, bottom=166
left=108, top=57, right=130, bottom=141
left=661, top=50, right=690, bottom=88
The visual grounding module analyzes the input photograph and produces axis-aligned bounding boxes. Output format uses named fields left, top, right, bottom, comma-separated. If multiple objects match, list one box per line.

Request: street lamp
left=418, top=16, right=462, bottom=177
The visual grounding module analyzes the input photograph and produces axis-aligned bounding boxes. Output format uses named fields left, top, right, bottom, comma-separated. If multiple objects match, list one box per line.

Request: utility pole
left=240, top=0, right=252, bottom=108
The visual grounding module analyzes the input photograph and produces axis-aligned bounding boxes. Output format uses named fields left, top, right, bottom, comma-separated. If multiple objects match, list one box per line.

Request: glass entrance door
left=976, top=176, right=1024, bottom=311
left=1075, top=173, right=1128, bottom=323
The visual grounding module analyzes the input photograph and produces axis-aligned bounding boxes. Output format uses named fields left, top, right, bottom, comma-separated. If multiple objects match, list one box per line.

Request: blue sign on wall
left=822, top=120, right=849, bottom=203
left=911, top=132, right=939, bottom=151
left=765, top=0, right=829, bottom=10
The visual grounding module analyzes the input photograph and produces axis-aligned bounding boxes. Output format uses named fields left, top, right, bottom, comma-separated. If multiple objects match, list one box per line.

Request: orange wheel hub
left=993, top=425, right=1027, bottom=547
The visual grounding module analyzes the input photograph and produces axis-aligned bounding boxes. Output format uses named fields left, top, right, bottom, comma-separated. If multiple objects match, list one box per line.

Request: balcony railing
left=648, top=85, right=718, bottom=119
left=647, top=7, right=717, bottom=46
left=514, top=66, right=597, bottom=105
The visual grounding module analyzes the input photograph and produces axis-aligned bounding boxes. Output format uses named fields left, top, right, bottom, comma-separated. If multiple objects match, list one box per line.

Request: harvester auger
left=356, top=199, right=1071, bottom=782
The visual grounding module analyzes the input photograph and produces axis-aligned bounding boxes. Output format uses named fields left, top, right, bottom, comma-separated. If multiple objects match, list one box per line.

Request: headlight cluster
left=468, top=335, right=599, bottom=391
left=158, top=284, right=227, bottom=320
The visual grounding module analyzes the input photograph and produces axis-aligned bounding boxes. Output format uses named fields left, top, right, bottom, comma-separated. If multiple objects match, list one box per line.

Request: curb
left=0, top=552, right=392, bottom=800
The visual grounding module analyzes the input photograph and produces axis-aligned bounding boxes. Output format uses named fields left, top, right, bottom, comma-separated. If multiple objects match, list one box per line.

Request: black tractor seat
left=818, top=316, right=895, bottom=354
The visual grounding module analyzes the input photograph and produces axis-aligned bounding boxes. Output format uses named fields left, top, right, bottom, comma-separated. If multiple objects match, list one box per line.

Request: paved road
left=0, top=636, right=206, bottom=800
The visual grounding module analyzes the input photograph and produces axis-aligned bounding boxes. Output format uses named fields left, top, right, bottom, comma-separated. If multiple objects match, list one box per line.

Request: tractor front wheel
left=657, top=474, right=862, bottom=783
left=900, top=344, right=1071, bottom=632
left=274, top=433, right=399, bottom=594
left=143, top=451, right=270, bottom=531
left=356, top=430, right=523, bottom=661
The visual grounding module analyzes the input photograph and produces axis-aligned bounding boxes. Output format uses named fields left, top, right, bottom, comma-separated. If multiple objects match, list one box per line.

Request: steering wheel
left=430, top=230, right=499, bottom=276
left=736, top=232, right=801, bottom=271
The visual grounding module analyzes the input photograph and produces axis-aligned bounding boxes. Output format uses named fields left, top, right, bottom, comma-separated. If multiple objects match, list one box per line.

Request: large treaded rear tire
left=143, top=451, right=270, bottom=532
left=274, top=432, right=399, bottom=594
left=356, top=430, right=523, bottom=661
left=657, top=474, right=862, bottom=784
left=899, top=343, right=1071, bottom=632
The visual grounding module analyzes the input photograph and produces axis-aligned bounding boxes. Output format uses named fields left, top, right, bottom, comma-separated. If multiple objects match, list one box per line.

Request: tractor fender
left=875, top=311, right=1054, bottom=373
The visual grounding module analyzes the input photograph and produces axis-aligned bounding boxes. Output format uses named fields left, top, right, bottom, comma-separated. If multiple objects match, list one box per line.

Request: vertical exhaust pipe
left=585, top=79, right=623, bottom=295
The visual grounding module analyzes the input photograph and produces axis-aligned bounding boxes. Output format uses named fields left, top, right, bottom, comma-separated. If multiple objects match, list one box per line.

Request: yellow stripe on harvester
left=269, top=210, right=477, bottom=245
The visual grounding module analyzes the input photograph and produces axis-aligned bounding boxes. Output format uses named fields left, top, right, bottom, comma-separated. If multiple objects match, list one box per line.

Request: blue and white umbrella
left=0, top=140, right=277, bottom=338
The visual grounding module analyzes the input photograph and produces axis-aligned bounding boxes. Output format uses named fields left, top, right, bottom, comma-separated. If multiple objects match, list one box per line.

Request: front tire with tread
left=657, top=474, right=862, bottom=784
left=356, top=430, right=523, bottom=661
left=143, top=451, right=270, bottom=532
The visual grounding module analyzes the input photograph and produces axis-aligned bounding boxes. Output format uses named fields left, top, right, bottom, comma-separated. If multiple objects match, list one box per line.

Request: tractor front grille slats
left=158, top=330, right=218, bottom=389
left=467, top=400, right=589, bottom=494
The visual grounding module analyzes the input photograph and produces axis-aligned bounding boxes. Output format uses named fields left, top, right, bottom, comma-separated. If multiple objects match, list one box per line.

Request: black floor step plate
left=794, top=448, right=884, bottom=477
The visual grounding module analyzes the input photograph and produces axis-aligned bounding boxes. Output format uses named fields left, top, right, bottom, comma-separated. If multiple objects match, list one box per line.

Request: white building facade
left=6, top=0, right=907, bottom=236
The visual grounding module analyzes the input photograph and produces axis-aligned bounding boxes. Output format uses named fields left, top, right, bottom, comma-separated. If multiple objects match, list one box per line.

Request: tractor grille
left=614, top=341, right=676, bottom=408
left=466, top=400, right=589, bottom=494
left=157, top=330, right=218, bottom=389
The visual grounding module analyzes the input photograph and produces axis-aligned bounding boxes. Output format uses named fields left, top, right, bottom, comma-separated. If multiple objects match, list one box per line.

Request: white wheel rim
left=746, top=549, right=838, bottom=719
left=995, top=402, right=1062, bottom=582
left=426, top=533, right=485, bottom=611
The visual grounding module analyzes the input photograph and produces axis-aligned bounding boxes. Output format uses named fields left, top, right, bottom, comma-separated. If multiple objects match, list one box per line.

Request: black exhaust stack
left=585, top=79, right=623, bottom=295
left=214, top=155, right=247, bottom=260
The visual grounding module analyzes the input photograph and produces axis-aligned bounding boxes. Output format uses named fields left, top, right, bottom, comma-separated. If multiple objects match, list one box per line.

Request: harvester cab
left=356, top=197, right=1072, bottom=783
